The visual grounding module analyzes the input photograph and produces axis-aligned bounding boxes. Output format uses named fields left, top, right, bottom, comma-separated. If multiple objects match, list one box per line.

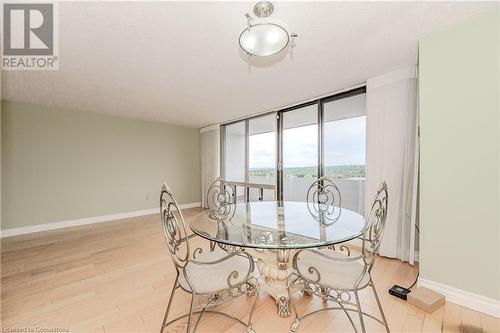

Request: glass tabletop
left=190, top=201, right=366, bottom=250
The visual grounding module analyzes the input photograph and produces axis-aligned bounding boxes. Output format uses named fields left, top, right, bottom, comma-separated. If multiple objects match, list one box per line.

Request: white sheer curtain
left=365, top=66, right=419, bottom=264
left=200, top=125, right=220, bottom=208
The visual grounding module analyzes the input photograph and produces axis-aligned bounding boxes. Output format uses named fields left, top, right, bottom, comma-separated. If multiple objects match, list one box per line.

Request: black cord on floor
left=407, top=272, right=419, bottom=289
left=407, top=224, right=420, bottom=290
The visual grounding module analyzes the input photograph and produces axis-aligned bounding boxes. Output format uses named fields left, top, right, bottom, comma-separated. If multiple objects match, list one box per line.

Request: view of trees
left=249, top=164, right=365, bottom=179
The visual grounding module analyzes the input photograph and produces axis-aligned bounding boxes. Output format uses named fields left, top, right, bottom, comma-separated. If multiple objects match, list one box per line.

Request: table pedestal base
left=248, top=249, right=295, bottom=318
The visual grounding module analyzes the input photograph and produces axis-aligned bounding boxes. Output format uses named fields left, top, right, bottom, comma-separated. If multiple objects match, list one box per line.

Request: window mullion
left=220, top=125, right=226, bottom=178
left=276, top=111, right=283, bottom=201
left=245, top=119, right=249, bottom=183
left=318, top=101, right=324, bottom=179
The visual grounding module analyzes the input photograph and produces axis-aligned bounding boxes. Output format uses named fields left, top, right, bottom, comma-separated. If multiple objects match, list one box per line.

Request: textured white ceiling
left=1, top=1, right=495, bottom=128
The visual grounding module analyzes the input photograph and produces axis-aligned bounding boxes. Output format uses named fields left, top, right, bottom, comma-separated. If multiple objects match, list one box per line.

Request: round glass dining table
left=190, top=201, right=366, bottom=317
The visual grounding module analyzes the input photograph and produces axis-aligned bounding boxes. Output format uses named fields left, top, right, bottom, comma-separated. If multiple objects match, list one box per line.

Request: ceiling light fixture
left=239, top=1, right=297, bottom=58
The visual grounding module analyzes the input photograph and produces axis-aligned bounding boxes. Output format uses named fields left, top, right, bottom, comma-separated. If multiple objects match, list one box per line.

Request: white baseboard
left=418, top=277, right=500, bottom=318
left=0, top=202, right=201, bottom=238
left=176, top=202, right=202, bottom=210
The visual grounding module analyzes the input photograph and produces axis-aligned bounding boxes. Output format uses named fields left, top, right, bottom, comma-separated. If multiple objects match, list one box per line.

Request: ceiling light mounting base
left=253, top=1, right=274, bottom=18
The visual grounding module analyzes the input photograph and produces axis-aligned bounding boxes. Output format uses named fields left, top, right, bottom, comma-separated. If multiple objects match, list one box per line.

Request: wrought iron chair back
left=288, top=181, right=390, bottom=333
left=160, top=183, right=190, bottom=270
left=206, top=177, right=235, bottom=219
left=306, top=176, right=342, bottom=225
left=361, top=181, right=388, bottom=269
left=160, top=183, right=259, bottom=333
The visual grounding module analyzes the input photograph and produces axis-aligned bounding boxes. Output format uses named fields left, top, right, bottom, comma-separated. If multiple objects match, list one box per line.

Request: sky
left=249, top=116, right=366, bottom=169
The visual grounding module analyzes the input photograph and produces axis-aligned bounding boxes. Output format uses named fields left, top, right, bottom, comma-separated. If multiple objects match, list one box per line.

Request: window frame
left=221, top=86, right=366, bottom=201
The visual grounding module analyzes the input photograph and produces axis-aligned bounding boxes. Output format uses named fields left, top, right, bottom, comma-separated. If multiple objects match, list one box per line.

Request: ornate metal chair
left=206, top=178, right=239, bottom=252
left=206, top=177, right=235, bottom=218
left=288, top=182, right=389, bottom=333
left=160, top=183, right=259, bottom=333
left=307, top=176, right=347, bottom=255
left=306, top=176, right=342, bottom=225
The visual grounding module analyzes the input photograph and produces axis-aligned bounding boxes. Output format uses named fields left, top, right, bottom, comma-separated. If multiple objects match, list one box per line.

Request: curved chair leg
left=193, top=304, right=208, bottom=333
left=246, top=289, right=259, bottom=333
left=186, top=293, right=197, bottom=333
left=337, top=301, right=360, bottom=333
left=288, top=297, right=360, bottom=333
left=370, top=281, right=390, bottom=332
left=161, top=276, right=179, bottom=333
left=287, top=281, right=301, bottom=332
left=353, top=289, right=367, bottom=333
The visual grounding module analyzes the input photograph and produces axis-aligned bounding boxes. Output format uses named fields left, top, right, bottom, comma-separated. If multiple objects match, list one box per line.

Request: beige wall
left=1, top=100, right=201, bottom=230
left=419, top=12, right=499, bottom=300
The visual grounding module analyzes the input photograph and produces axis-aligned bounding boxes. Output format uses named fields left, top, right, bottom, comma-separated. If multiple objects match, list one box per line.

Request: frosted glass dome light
left=239, top=2, right=296, bottom=57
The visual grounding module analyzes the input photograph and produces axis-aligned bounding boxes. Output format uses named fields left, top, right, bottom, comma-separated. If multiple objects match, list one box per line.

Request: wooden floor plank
left=421, top=306, right=444, bottom=333
left=442, top=302, right=463, bottom=333
left=1, top=208, right=498, bottom=332
left=461, top=306, right=483, bottom=333
left=481, top=313, right=500, bottom=333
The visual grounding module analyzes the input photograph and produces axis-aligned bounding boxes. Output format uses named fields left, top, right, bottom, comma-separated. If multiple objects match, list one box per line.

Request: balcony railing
left=224, top=177, right=364, bottom=215
left=224, top=181, right=276, bottom=202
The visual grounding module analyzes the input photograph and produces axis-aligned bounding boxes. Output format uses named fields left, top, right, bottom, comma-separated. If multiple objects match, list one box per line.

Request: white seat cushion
left=296, top=249, right=370, bottom=290
left=178, top=250, right=252, bottom=294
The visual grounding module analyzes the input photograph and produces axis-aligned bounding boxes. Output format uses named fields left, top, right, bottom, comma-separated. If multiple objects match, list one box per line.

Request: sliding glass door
left=221, top=87, right=366, bottom=209
left=281, top=104, right=318, bottom=201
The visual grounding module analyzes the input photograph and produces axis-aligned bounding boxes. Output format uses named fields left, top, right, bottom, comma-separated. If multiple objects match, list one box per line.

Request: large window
left=248, top=114, right=276, bottom=185
left=323, top=93, right=366, bottom=214
left=222, top=114, right=276, bottom=201
left=221, top=87, right=366, bottom=213
left=282, top=104, right=318, bottom=201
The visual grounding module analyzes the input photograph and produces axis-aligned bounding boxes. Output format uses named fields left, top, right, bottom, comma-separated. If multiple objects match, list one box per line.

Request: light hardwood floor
left=1, top=208, right=498, bottom=333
